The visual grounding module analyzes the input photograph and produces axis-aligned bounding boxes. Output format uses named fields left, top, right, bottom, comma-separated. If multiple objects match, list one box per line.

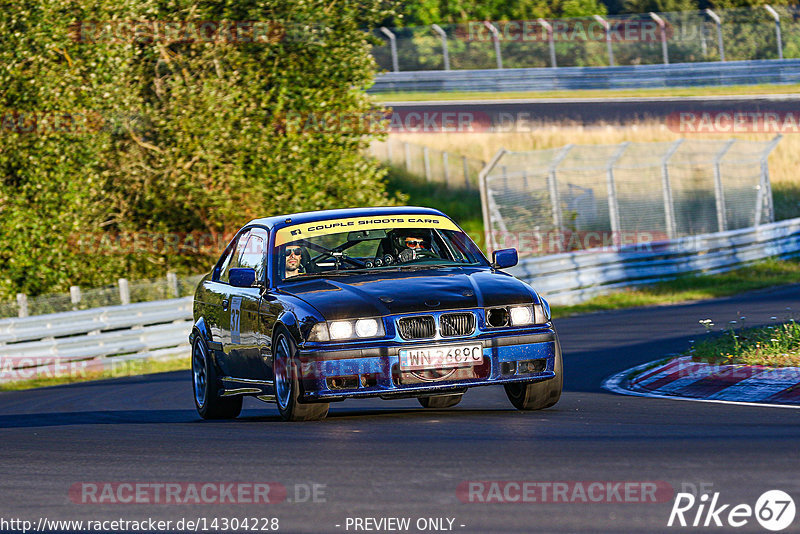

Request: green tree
left=620, top=0, right=699, bottom=13
left=0, top=0, right=399, bottom=299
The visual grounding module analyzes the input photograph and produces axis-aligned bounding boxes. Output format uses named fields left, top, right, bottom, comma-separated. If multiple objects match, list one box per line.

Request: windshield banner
left=275, top=215, right=460, bottom=245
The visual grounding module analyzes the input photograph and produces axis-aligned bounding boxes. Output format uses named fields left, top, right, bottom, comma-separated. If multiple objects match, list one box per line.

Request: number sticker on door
left=230, top=296, right=243, bottom=344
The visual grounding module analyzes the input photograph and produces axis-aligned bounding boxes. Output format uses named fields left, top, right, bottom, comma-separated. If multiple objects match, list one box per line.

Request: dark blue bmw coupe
left=189, top=206, right=562, bottom=421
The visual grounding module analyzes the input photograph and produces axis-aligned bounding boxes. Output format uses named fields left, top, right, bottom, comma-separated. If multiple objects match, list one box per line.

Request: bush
left=0, top=0, right=398, bottom=299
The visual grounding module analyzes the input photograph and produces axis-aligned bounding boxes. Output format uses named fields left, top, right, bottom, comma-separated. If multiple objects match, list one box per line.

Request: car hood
left=279, top=267, right=537, bottom=320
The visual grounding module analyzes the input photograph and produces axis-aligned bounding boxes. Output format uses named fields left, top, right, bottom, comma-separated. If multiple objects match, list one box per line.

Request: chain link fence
left=368, top=138, right=486, bottom=189
left=372, top=5, right=800, bottom=72
left=0, top=273, right=205, bottom=319
left=480, top=137, right=782, bottom=256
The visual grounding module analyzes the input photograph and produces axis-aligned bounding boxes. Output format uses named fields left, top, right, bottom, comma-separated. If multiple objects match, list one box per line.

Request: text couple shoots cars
left=190, top=207, right=562, bottom=421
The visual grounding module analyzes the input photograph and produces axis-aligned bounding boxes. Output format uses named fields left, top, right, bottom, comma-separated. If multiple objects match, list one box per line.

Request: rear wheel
left=504, top=337, right=563, bottom=411
left=192, top=336, right=242, bottom=419
left=417, top=393, right=463, bottom=409
left=273, top=329, right=329, bottom=422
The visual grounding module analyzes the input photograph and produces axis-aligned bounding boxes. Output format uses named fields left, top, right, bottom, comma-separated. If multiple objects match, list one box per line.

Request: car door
left=232, top=227, right=276, bottom=380
left=217, top=230, right=251, bottom=378
left=201, top=231, right=247, bottom=376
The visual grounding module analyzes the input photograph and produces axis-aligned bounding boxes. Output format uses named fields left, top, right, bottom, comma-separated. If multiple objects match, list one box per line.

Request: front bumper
left=297, top=330, right=558, bottom=401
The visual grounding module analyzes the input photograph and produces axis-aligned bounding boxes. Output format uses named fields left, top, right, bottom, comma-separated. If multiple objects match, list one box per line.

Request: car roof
left=244, top=206, right=450, bottom=231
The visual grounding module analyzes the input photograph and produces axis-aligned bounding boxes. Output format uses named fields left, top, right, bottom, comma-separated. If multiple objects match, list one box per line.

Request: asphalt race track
left=1, top=284, right=799, bottom=533
left=384, top=94, right=800, bottom=126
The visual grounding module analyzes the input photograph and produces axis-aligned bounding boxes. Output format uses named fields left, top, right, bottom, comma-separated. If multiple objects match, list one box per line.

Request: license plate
left=399, top=343, right=483, bottom=371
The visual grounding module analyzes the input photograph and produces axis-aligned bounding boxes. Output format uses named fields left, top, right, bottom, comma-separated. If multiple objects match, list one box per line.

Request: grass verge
left=373, top=83, right=800, bottom=102
left=551, top=257, right=800, bottom=319
left=687, top=320, right=800, bottom=367
left=0, top=356, right=190, bottom=392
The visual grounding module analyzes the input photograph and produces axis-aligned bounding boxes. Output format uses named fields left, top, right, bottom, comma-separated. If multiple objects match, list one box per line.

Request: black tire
left=418, top=393, right=463, bottom=409
left=273, top=328, right=329, bottom=422
left=192, top=336, right=242, bottom=420
left=504, top=336, right=563, bottom=411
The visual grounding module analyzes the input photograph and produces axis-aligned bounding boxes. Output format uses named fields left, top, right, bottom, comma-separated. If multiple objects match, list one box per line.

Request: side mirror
left=229, top=268, right=257, bottom=288
left=492, top=248, right=518, bottom=269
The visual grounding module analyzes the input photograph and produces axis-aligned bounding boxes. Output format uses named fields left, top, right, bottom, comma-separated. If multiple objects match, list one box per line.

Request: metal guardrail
left=370, top=58, right=800, bottom=93
left=509, top=217, right=800, bottom=305
left=0, top=298, right=192, bottom=383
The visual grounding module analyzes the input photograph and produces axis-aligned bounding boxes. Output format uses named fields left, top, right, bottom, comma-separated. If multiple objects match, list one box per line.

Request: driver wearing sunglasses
left=404, top=237, right=426, bottom=249
left=284, top=246, right=304, bottom=278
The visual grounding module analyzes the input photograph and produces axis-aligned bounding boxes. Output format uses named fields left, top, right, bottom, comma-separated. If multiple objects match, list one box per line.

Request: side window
left=239, top=228, right=268, bottom=282
left=218, top=231, right=250, bottom=283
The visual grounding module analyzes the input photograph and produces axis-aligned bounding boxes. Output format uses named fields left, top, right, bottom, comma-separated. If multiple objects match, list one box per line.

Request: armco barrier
left=0, top=297, right=192, bottom=383
left=370, top=59, right=800, bottom=93
left=509, top=217, right=800, bottom=305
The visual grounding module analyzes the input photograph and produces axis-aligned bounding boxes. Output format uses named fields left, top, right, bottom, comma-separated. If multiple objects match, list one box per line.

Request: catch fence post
left=764, top=5, right=783, bottom=60
left=442, top=151, right=450, bottom=187
left=70, top=286, right=81, bottom=311
left=712, top=139, right=736, bottom=232
left=593, top=15, right=614, bottom=67
left=483, top=22, right=503, bottom=69
left=431, top=24, right=450, bottom=70
left=538, top=19, right=557, bottom=68
left=661, top=139, right=683, bottom=239
left=649, top=13, right=669, bottom=65
left=16, top=293, right=28, bottom=318
left=167, top=272, right=179, bottom=298
left=379, top=27, right=400, bottom=72
left=606, top=143, right=629, bottom=241
left=705, top=9, right=724, bottom=61
left=118, top=278, right=131, bottom=306
left=423, top=147, right=431, bottom=181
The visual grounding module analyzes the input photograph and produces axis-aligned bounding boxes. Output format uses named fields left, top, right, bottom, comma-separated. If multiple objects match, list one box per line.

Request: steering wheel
left=309, top=250, right=367, bottom=269
left=398, top=248, right=438, bottom=263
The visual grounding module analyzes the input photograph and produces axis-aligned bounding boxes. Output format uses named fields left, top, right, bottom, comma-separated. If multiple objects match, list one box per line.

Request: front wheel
left=504, top=339, right=563, bottom=411
left=192, top=336, right=242, bottom=419
left=273, top=329, right=329, bottom=422
left=418, top=393, right=463, bottom=409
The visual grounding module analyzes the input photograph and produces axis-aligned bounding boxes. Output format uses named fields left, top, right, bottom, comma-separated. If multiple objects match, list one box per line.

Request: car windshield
left=274, top=214, right=487, bottom=281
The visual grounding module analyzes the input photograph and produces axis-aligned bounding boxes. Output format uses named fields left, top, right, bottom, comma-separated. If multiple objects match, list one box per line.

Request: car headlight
left=329, top=321, right=354, bottom=340
left=486, top=304, right=549, bottom=328
left=307, top=318, right=385, bottom=342
left=355, top=318, right=379, bottom=338
left=509, top=305, right=533, bottom=326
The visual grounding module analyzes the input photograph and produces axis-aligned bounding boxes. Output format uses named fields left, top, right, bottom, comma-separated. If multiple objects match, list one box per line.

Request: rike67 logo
left=668, top=490, right=795, bottom=531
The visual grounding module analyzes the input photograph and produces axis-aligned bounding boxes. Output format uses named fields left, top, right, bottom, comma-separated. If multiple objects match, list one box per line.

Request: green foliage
left=0, top=0, right=398, bottom=299
left=620, top=0, right=698, bottom=14
left=689, top=319, right=800, bottom=367
left=395, top=0, right=608, bottom=25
